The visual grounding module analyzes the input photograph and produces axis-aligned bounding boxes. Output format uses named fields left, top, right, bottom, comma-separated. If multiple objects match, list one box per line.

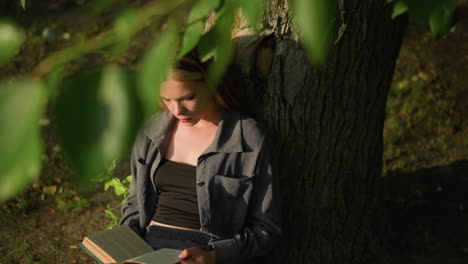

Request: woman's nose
left=172, top=102, right=185, bottom=116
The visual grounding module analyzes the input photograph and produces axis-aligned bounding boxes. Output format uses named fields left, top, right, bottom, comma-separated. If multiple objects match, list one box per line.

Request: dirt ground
left=0, top=1, right=467, bottom=264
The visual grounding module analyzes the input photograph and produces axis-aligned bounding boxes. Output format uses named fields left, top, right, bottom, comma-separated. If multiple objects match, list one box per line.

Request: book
left=80, top=225, right=181, bottom=264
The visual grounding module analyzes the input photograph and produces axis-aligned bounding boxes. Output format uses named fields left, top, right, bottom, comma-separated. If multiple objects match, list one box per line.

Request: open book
left=80, top=225, right=181, bottom=264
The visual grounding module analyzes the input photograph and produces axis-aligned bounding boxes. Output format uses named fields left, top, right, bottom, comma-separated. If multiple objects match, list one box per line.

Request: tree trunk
left=234, top=0, right=406, bottom=263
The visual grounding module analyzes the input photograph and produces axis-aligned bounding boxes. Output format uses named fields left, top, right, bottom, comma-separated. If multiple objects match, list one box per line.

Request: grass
left=383, top=68, right=465, bottom=174
left=5, top=238, right=35, bottom=264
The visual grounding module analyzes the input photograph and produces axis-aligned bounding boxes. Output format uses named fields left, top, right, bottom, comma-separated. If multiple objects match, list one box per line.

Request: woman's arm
left=119, top=132, right=149, bottom=236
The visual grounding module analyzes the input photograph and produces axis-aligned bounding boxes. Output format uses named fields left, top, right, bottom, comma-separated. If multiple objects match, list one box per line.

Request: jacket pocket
left=212, top=174, right=254, bottom=197
left=210, top=175, right=254, bottom=233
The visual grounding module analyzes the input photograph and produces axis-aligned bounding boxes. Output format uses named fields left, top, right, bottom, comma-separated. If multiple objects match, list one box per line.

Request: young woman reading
left=119, top=51, right=281, bottom=264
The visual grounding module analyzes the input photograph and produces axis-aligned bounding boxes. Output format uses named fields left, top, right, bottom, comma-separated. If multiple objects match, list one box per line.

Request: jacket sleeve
left=209, top=138, right=282, bottom=263
left=119, top=132, right=148, bottom=237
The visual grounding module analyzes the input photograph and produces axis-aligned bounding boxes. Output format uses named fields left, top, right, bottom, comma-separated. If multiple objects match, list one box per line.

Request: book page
left=86, top=225, right=154, bottom=263
left=123, top=248, right=182, bottom=264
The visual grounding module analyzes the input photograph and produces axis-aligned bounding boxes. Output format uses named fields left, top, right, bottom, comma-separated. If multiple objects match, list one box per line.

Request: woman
left=120, top=51, right=281, bottom=264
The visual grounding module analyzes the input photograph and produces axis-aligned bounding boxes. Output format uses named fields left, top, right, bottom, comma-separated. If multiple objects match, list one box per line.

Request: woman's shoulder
left=141, top=111, right=173, bottom=139
left=130, top=111, right=174, bottom=149
left=224, top=110, right=269, bottom=148
left=144, top=110, right=172, bottom=128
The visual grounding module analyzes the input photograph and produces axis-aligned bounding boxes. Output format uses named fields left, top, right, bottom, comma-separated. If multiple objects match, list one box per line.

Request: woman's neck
left=184, top=103, right=223, bottom=129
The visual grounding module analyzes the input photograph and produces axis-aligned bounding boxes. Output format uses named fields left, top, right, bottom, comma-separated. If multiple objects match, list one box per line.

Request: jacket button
left=196, top=181, right=205, bottom=187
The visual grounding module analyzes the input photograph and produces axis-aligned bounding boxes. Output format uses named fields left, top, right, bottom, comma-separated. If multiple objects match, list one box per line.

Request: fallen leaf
left=43, top=185, right=57, bottom=195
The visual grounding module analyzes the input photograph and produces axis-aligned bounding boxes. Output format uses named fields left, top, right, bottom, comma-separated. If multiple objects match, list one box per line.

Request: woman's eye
left=186, top=95, right=195, bottom=101
left=161, top=98, right=170, bottom=102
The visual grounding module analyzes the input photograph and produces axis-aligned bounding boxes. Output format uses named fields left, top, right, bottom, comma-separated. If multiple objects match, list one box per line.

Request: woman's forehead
left=160, top=79, right=206, bottom=95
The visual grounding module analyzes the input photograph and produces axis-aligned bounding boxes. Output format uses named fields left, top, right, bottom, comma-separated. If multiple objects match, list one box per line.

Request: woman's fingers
left=178, top=247, right=215, bottom=264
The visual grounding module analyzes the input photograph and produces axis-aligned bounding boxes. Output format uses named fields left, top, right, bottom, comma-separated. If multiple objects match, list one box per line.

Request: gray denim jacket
left=119, top=110, right=281, bottom=264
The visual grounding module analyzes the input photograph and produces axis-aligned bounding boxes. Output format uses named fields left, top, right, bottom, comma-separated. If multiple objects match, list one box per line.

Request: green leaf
left=179, top=21, right=205, bottom=58
left=111, top=8, right=138, bottom=56
left=20, top=0, right=25, bottom=9
left=429, top=0, right=458, bottom=38
left=401, top=0, right=443, bottom=26
left=293, top=0, right=336, bottom=65
left=87, top=0, right=123, bottom=13
left=114, top=182, right=127, bottom=196
left=123, top=175, right=132, bottom=184
left=56, top=65, right=141, bottom=186
left=392, top=1, right=408, bottom=19
left=197, top=28, right=218, bottom=62
left=45, top=66, right=64, bottom=98
left=104, top=178, right=127, bottom=196
left=0, top=20, right=25, bottom=66
left=205, top=9, right=235, bottom=89
left=197, top=0, right=238, bottom=88
left=0, top=79, right=45, bottom=202
left=399, top=0, right=458, bottom=37
left=138, top=21, right=179, bottom=117
left=188, top=0, right=221, bottom=24
left=104, top=205, right=117, bottom=220
left=239, top=0, right=264, bottom=28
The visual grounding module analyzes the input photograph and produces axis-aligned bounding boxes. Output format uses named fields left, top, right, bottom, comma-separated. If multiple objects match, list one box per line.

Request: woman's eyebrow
left=160, top=93, right=195, bottom=101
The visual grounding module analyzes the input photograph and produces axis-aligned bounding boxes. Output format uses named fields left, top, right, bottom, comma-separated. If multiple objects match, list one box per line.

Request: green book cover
left=81, top=225, right=181, bottom=264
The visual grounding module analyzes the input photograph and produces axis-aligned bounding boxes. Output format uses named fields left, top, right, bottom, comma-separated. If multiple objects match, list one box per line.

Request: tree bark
left=234, top=0, right=406, bottom=263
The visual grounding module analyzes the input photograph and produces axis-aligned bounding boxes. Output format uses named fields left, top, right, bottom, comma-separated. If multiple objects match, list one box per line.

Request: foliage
left=385, top=71, right=459, bottom=144
left=383, top=69, right=462, bottom=173
left=56, top=65, right=141, bottom=184
left=0, top=20, right=24, bottom=65
left=293, top=0, right=336, bottom=64
left=0, top=0, right=461, bottom=203
left=94, top=160, right=131, bottom=228
left=7, top=238, right=34, bottom=263
left=55, top=190, right=89, bottom=211
left=390, top=0, right=459, bottom=38
left=0, top=78, right=45, bottom=202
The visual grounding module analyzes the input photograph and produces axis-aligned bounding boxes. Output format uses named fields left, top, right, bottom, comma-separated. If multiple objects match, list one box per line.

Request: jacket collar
left=142, top=109, right=245, bottom=153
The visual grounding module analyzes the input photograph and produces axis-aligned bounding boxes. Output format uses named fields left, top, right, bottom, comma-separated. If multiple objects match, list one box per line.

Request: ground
left=0, top=1, right=467, bottom=264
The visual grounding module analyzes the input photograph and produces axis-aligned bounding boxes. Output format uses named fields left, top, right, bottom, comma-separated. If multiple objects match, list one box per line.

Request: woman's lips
left=179, top=118, right=192, bottom=123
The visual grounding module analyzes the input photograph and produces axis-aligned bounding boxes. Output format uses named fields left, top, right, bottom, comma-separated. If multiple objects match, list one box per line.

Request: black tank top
left=152, top=158, right=200, bottom=229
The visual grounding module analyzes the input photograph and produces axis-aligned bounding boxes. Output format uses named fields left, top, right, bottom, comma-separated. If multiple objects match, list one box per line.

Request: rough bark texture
left=233, top=0, right=406, bottom=263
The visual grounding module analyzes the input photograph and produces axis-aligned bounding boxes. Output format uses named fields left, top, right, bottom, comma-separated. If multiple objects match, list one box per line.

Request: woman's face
left=160, top=77, right=214, bottom=125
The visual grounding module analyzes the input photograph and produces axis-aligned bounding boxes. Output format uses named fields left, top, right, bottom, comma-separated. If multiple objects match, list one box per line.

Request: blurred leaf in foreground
left=429, top=0, right=458, bottom=38
left=56, top=65, right=141, bottom=187
left=0, top=79, right=45, bottom=202
left=179, top=21, right=204, bottom=58
left=395, top=0, right=458, bottom=37
left=239, top=0, right=264, bottom=28
left=187, top=0, right=221, bottom=24
left=198, top=0, right=237, bottom=89
left=138, top=21, right=179, bottom=117
left=391, top=1, right=408, bottom=19
left=0, top=20, right=25, bottom=66
left=179, top=0, right=221, bottom=58
left=293, top=0, right=336, bottom=65
left=111, top=8, right=138, bottom=56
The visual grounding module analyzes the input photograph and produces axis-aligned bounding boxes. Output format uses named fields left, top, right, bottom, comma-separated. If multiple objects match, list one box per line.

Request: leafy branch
left=32, top=0, right=192, bottom=78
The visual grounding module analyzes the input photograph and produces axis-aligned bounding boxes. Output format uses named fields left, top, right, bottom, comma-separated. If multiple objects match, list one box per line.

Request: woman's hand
left=178, top=247, right=216, bottom=264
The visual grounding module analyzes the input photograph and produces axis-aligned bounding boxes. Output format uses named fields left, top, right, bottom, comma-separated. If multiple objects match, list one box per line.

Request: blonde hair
left=160, top=49, right=252, bottom=115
